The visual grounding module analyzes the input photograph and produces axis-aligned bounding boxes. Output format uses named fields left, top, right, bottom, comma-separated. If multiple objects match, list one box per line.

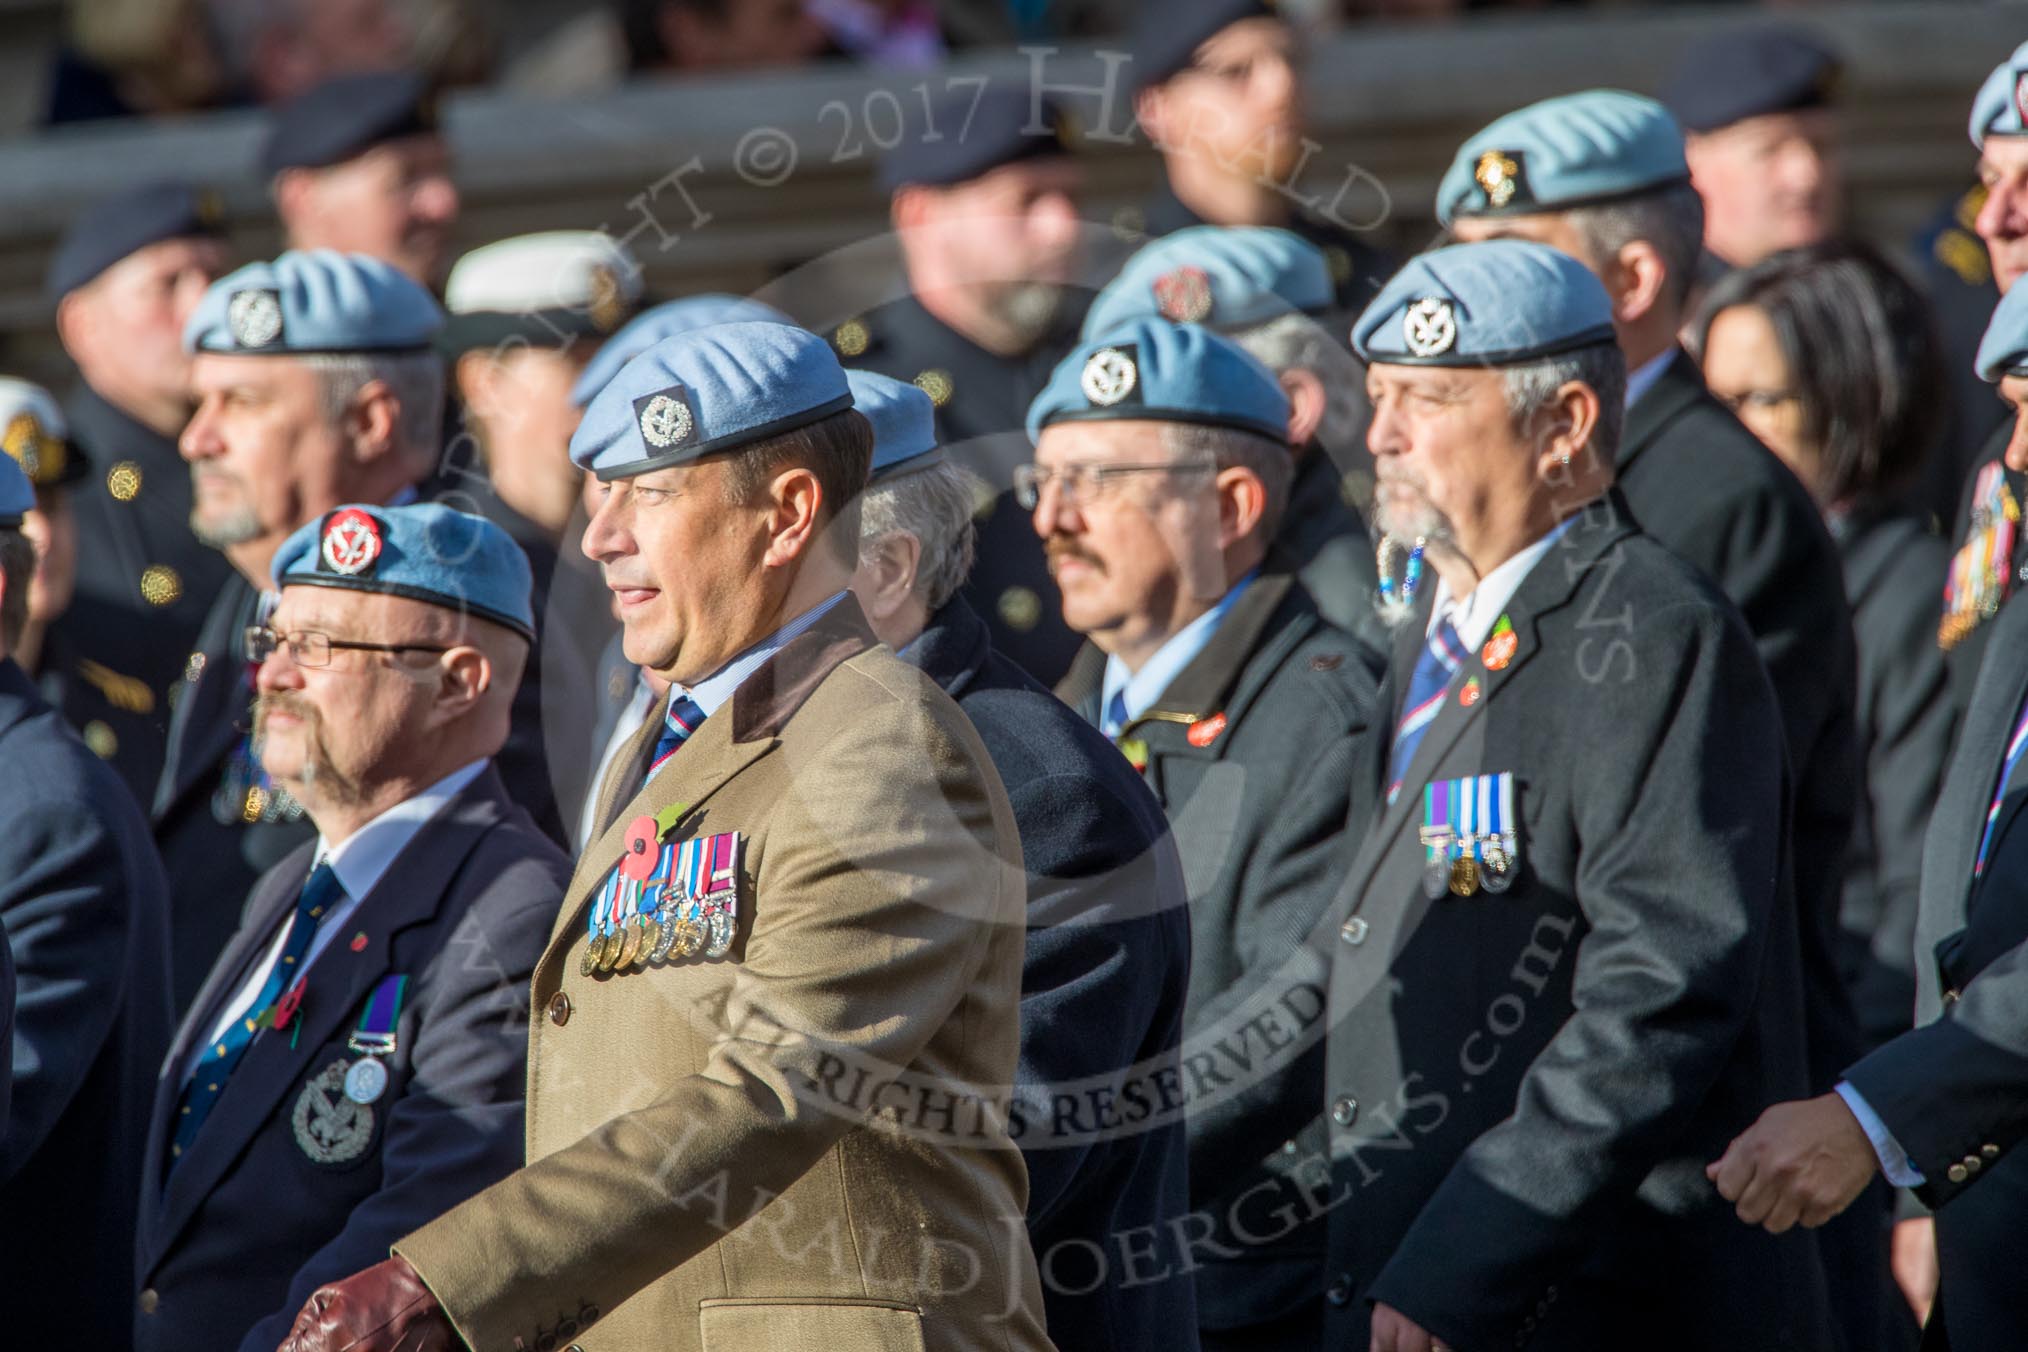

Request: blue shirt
left=1100, top=570, right=1258, bottom=736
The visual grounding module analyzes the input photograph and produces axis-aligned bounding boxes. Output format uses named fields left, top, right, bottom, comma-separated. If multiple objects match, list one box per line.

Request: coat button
left=1984, top=1144, right=2001, bottom=1159
left=1331, top=1096, right=1359, bottom=1127
left=1964, top=1155, right=1983, bottom=1174
left=1325, top=1274, right=1353, bottom=1307
left=139, top=1289, right=159, bottom=1314
left=1948, top=1163, right=1969, bottom=1184
left=1942, top=989, right=1961, bottom=1006
left=547, top=992, right=572, bottom=1026
left=1340, top=916, right=1369, bottom=946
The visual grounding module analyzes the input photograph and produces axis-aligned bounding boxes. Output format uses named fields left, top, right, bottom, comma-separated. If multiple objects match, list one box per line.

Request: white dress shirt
left=1425, top=516, right=1578, bottom=649
left=180, top=758, right=489, bottom=1085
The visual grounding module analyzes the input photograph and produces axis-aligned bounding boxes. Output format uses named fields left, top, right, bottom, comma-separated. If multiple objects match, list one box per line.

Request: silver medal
left=343, top=1056, right=389, bottom=1105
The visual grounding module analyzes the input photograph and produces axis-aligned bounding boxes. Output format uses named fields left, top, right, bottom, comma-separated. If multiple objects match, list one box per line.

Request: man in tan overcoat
left=279, top=321, right=1053, bottom=1352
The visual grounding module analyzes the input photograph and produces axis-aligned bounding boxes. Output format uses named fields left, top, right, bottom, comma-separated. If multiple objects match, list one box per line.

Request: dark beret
left=261, top=70, right=439, bottom=177
left=1660, top=25, right=1841, bottom=135
left=45, top=181, right=224, bottom=303
left=1129, top=0, right=1277, bottom=94
left=877, top=85, right=1072, bottom=193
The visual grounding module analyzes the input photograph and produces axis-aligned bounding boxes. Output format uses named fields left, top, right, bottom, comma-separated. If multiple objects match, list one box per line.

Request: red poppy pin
left=274, top=975, right=307, bottom=1031
left=1187, top=712, right=1229, bottom=747
left=620, top=815, right=661, bottom=882
left=1482, top=615, right=1518, bottom=671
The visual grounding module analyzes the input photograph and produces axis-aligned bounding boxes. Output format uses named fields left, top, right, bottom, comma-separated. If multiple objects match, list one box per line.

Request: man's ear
left=856, top=532, right=922, bottom=624
left=1278, top=367, right=1327, bottom=449
left=343, top=380, right=402, bottom=466
left=761, top=465, right=825, bottom=569
left=433, top=645, right=492, bottom=722
left=272, top=168, right=316, bottom=233
left=1532, top=380, right=1602, bottom=480
left=454, top=351, right=495, bottom=417
left=1214, top=463, right=1269, bottom=550
left=1608, top=238, right=1671, bottom=328
left=54, top=291, right=92, bottom=358
left=1134, top=86, right=1171, bottom=148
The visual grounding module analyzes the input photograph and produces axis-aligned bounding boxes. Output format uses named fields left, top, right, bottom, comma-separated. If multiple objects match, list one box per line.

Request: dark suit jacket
left=1279, top=448, right=1387, bottom=673
left=56, top=383, right=237, bottom=801
left=1058, top=569, right=1380, bottom=1336
left=0, top=926, right=12, bottom=1145
left=1846, top=588, right=2028, bottom=1348
left=133, top=764, right=567, bottom=1352
left=1317, top=494, right=1831, bottom=1352
left=0, top=657, right=173, bottom=1352
left=902, top=597, right=1198, bottom=1352
left=1835, top=508, right=1956, bottom=1047
left=1617, top=351, right=1864, bottom=1087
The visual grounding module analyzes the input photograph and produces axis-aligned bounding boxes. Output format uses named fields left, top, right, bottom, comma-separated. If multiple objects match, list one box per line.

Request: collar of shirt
left=1427, top=516, right=1578, bottom=652
left=318, top=757, right=489, bottom=902
left=1102, top=569, right=1259, bottom=728
left=677, top=591, right=847, bottom=719
left=1623, top=347, right=1676, bottom=410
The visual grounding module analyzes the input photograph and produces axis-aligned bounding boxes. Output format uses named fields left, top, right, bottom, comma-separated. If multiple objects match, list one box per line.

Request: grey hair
left=1230, top=313, right=1370, bottom=455
left=300, top=352, right=446, bottom=469
left=1564, top=180, right=1707, bottom=314
left=1162, top=422, right=1294, bottom=540
left=857, top=459, right=982, bottom=612
left=1500, top=343, right=1628, bottom=469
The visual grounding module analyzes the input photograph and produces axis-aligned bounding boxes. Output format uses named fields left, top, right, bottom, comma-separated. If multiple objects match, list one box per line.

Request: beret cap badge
left=320, top=508, right=383, bottom=576
left=1475, top=150, right=1522, bottom=210
left=638, top=392, right=695, bottom=450
left=1402, top=298, right=1459, bottom=358
left=227, top=288, right=285, bottom=349
left=1153, top=265, right=1214, bottom=324
left=1080, top=348, right=1139, bottom=406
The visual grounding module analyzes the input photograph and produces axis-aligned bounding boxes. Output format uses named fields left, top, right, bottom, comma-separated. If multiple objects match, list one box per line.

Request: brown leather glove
left=277, top=1256, right=460, bottom=1352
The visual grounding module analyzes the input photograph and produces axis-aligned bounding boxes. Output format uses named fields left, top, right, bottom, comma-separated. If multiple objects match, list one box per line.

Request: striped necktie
left=646, top=693, right=708, bottom=786
left=169, top=861, right=343, bottom=1170
left=1387, top=614, right=1467, bottom=799
left=1975, top=695, right=2028, bottom=877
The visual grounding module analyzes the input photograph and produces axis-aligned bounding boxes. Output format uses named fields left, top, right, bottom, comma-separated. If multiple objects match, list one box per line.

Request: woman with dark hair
left=1697, top=239, right=1954, bottom=1052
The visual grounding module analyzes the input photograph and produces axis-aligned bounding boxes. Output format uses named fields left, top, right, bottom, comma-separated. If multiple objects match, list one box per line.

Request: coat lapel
left=1339, top=497, right=1640, bottom=910
left=1616, top=350, right=1704, bottom=479
left=152, top=578, right=258, bottom=819
left=146, top=770, right=511, bottom=1259
left=1936, top=599, right=2028, bottom=919
left=550, top=599, right=879, bottom=951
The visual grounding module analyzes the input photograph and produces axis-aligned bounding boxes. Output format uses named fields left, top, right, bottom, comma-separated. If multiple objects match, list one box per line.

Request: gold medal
left=616, top=921, right=643, bottom=969
left=1449, top=856, right=1479, bottom=897
left=671, top=916, right=706, bottom=958
left=579, top=937, right=600, bottom=978
left=635, top=916, right=662, bottom=969
left=595, top=929, right=622, bottom=974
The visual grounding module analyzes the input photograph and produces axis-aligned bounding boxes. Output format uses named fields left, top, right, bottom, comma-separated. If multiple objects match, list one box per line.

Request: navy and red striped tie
left=1386, top=614, right=1466, bottom=800
left=645, top=693, right=707, bottom=786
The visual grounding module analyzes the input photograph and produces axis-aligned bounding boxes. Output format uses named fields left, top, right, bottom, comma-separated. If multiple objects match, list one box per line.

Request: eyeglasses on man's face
left=243, top=626, right=451, bottom=669
left=1012, top=459, right=1215, bottom=510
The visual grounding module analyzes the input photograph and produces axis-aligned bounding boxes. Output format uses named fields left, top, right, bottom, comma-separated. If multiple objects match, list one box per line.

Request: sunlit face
left=180, top=354, right=346, bottom=556
left=1143, top=17, right=1306, bottom=184
left=1028, top=420, right=1225, bottom=652
left=908, top=159, right=1085, bottom=341
left=579, top=457, right=779, bottom=684
left=1700, top=304, right=1817, bottom=490
left=1364, top=363, right=1540, bottom=557
left=19, top=488, right=77, bottom=626
left=2000, top=374, right=2028, bottom=474
left=252, top=587, right=448, bottom=803
left=459, top=345, right=589, bottom=485
left=1686, top=109, right=1842, bottom=266
left=283, top=135, right=460, bottom=288
left=64, top=236, right=229, bottom=408
left=1977, top=136, right=2028, bottom=294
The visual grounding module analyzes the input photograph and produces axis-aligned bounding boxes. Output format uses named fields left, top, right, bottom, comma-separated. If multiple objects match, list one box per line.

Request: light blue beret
left=847, top=370, right=944, bottom=481
left=1436, top=90, right=1689, bottom=227
left=570, top=294, right=796, bottom=408
left=184, top=249, right=443, bottom=356
left=0, top=440, right=31, bottom=527
left=569, top=321, right=853, bottom=481
left=1352, top=239, right=1617, bottom=368
left=1976, top=278, right=2028, bottom=382
left=1080, top=226, right=1334, bottom=340
left=1970, top=42, right=2028, bottom=149
left=271, top=502, right=535, bottom=641
left=1027, top=318, right=1289, bottom=443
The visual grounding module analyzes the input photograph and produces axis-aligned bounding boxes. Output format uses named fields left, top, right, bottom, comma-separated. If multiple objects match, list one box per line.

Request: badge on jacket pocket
left=292, top=1058, right=376, bottom=1165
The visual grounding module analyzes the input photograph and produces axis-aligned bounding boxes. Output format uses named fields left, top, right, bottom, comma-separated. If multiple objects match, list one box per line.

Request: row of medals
left=581, top=886, right=727, bottom=976
left=1421, top=832, right=1519, bottom=899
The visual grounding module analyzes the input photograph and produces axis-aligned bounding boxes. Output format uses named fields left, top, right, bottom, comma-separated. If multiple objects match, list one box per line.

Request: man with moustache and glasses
left=1028, top=317, right=1378, bottom=1352
left=1320, top=239, right=1829, bottom=1352
left=152, top=249, right=447, bottom=1013
left=132, top=503, right=565, bottom=1352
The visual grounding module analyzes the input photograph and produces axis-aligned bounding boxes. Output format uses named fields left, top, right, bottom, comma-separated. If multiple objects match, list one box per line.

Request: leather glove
left=276, top=1256, right=459, bottom=1352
